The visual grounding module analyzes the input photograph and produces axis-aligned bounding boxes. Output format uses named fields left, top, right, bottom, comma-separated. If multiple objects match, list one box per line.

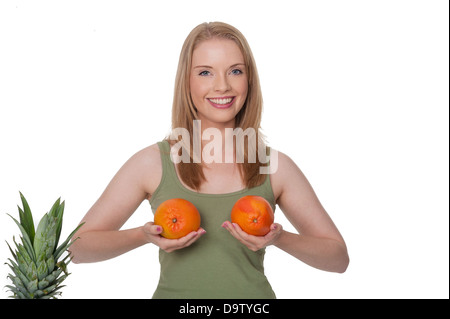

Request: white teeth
left=208, top=97, right=233, bottom=105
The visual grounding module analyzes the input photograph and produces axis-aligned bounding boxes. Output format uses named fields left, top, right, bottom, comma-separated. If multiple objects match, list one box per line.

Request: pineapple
left=5, top=192, right=83, bottom=299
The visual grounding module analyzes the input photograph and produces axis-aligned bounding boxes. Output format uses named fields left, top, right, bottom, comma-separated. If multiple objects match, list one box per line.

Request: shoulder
left=132, top=143, right=161, bottom=164
left=124, top=143, right=161, bottom=171
left=123, top=143, right=163, bottom=198
left=269, top=149, right=308, bottom=203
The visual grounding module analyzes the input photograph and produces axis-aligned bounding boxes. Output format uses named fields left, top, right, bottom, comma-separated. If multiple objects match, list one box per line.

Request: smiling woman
left=69, top=21, right=349, bottom=299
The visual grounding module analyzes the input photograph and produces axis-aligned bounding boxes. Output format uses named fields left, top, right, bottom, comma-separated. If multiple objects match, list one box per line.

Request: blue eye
left=199, top=70, right=211, bottom=76
left=231, top=69, right=243, bottom=75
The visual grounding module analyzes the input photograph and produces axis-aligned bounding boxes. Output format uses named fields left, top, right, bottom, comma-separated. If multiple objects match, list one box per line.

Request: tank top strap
left=156, top=140, right=180, bottom=183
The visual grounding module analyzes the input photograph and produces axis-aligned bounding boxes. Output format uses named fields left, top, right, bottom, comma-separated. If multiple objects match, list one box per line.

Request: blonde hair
left=169, top=21, right=267, bottom=190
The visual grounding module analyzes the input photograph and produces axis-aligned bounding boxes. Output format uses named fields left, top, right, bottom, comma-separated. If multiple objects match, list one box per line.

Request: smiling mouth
left=207, top=97, right=235, bottom=108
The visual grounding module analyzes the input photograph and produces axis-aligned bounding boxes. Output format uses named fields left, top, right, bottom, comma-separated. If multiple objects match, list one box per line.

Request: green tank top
left=149, top=140, right=276, bottom=299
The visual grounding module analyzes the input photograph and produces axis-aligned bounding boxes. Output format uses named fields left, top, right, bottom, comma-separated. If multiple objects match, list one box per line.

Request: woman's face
left=190, top=38, right=248, bottom=129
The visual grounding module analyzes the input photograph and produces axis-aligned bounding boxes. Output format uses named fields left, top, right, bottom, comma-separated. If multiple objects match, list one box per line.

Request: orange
left=231, top=195, right=274, bottom=236
left=154, top=198, right=201, bottom=239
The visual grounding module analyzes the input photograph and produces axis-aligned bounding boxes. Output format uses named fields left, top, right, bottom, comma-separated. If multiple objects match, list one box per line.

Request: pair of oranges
left=154, top=196, right=274, bottom=239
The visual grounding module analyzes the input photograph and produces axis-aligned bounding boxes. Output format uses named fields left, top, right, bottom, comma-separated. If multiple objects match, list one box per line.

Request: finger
left=270, top=223, right=279, bottom=232
left=229, top=223, right=265, bottom=251
left=231, top=222, right=253, bottom=241
left=222, top=221, right=242, bottom=239
left=262, top=223, right=283, bottom=245
left=161, top=228, right=206, bottom=252
left=225, top=222, right=258, bottom=247
left=176, top=229, right=202, bottom=246
left=179, top=228, right=206, bottom=248
left=266, top=223, right=282, bottom=238
left=223, top=221, right=253, bottom=244
left=224, top=221, right=279, bottom=251
left=143, top=222, right=163, bottom=235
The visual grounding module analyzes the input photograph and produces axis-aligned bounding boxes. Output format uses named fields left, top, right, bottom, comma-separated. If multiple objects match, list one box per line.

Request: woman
left=70, top=22, right=349, bottom=298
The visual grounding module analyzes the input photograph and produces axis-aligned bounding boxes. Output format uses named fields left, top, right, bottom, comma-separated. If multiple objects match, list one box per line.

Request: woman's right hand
left=143, top=222, right=206, bottom=253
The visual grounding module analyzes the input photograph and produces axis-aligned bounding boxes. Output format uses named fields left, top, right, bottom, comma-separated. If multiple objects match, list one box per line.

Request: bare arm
left=70, top=144, right=205, bottom=263
left=273, top=152, right=349, bottom=273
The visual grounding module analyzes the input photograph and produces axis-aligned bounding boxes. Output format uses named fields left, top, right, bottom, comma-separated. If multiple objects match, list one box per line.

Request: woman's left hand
left=222, top=221, right=283, bottom=251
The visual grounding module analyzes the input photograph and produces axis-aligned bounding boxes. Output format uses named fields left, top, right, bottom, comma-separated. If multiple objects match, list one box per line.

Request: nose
left=213, top=73, right=231, bottom=92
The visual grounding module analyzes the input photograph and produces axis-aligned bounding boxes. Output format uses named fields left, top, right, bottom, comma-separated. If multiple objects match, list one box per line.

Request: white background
left=0, top=0, right=448, bottom=299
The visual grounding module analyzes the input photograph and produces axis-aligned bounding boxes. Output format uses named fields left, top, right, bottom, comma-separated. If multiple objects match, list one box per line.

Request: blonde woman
left=70, top=22, right=349, bottom=298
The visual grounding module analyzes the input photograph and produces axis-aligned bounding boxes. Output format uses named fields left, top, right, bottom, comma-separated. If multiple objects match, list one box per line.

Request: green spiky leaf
left=7, top=214, right=36, bottom=262
left=33, top=213, right=48, bottom=258
left=19, top=192, right=35, bottom=243
left=54, top=200, right=65, bottom=247
left=5, top=193, right=84, bottom=299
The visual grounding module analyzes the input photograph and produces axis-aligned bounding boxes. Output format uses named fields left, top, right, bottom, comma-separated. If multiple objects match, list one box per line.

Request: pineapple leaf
left=5, top=240, right=18, bottom=262
left=40, top=284, right=64, bottom=299
left=19, top=192, right=35, bottom=243
left=33, top=213, right=48, bottom=258
left=46, top=255, right=55, bottom=273
left=38, top=279, right=49, bottom=290
left=12, top=237, right=33, bottom=276
left=43, top=216, right=58, bottom=258
left=25, top=259, right=38, bottom=282
left=46, top=267, right=63, bottom=283
left=36, top=258, right=49, bottom=281
left=54, top=200, right=65, bottom=247
left=26, top=278, right=38, bottom=294
left=48, top=197, right=61, bottom=219
left=7, top=214, right=36, bottom=261
left=6, top=258, right=29, bottom=287
left=5, top=258, right=19, bottom=272
left=16, top=243, right=33, bottom=268
left=5, top=285, right=22, bottom=298
left=56, top=260, right=69, bottom=276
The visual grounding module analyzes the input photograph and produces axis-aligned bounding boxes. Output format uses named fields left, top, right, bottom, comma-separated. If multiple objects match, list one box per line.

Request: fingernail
left=156, top=226, right=162, bottom=232
left=221, top=222, right=227, bottom=228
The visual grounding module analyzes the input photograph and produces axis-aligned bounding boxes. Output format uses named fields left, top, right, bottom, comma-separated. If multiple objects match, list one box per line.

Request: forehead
left=192, top=38, right=244, bottom=67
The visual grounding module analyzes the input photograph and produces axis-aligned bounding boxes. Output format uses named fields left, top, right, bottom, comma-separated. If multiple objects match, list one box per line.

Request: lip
left=207, top=96, right=235, bottom=109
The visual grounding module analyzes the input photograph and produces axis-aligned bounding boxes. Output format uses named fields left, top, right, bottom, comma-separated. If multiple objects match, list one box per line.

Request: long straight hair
left=168, top=22, right=267, bottom=190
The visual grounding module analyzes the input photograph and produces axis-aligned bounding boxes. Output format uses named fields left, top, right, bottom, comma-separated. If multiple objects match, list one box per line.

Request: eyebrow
left=192, top=63, right=245, bottom=69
